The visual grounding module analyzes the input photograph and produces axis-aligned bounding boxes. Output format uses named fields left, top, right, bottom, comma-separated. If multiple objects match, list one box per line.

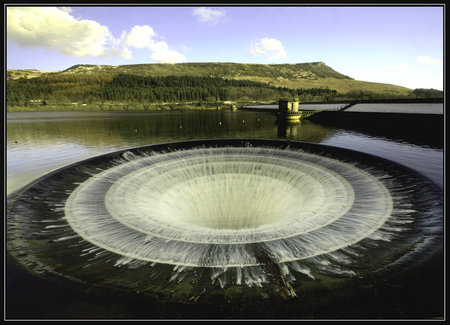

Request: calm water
left=5, top=109, right=444, bottom=319
left=7, top=110, right=443, bottom=194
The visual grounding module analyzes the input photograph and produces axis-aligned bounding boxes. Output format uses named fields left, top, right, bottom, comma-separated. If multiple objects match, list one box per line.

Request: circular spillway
left=7, top=139, right=443, bottom=297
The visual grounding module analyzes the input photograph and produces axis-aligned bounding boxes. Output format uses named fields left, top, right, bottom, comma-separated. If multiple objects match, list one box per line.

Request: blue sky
left=6, top=5, right=444, bottom=90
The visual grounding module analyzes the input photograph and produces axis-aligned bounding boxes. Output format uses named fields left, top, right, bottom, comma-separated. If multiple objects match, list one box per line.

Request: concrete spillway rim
left=7, top=138, right=442, bottom=202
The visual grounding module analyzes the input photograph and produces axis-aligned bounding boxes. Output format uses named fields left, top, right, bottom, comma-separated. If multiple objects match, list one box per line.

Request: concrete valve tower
left=278, top=99, right=302, bottom=121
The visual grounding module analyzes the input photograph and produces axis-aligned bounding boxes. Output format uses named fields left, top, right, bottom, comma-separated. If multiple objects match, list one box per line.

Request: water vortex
left=7, top=139, right=443, bottom=295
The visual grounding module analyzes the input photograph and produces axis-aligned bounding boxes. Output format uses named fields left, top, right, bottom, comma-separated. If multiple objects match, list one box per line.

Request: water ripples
left=7, top=139, right=443, bottom=291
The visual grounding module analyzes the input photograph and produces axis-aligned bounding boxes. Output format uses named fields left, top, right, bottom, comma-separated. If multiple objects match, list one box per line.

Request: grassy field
left=7, top=62, right=441, bottom=112
left=231, top=75, right=412, bottom=96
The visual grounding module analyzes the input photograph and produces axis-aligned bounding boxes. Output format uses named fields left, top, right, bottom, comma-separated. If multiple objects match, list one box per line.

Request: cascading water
left=7, top=139, right=443, bottom=305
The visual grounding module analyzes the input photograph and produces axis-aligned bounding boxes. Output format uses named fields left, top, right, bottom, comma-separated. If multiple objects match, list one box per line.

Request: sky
left=5, top=5, right=444, bottom=90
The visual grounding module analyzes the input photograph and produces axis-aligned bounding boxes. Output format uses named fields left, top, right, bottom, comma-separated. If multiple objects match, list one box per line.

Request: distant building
left=278, top=99, right=299, bottom=113
left=278, top=99, right=301, bottom=121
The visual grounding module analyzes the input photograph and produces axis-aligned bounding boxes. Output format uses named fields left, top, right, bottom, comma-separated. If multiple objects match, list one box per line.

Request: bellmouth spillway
left=7, top=139, right=443, bottom=294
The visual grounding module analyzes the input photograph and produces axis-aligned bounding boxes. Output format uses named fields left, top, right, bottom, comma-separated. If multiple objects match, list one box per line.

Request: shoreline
left=6, top=97, right=442, bottom=113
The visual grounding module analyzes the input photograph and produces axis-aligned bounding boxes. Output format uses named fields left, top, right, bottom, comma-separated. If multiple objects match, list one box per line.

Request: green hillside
left=6, top=62, right=442, bottom=111
left=55, top=61, right=352, bottom=79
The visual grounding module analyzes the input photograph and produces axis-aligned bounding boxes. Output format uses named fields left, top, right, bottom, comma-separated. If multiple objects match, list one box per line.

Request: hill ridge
left=9, top=61, right=442, bottom=107
left=57, top=61, right=353, bottom=81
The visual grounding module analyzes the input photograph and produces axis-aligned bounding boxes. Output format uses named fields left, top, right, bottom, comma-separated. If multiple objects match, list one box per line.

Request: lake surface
left=6, top=110, right=443, bottom=194
left=5, top=109, right=444, bottom=319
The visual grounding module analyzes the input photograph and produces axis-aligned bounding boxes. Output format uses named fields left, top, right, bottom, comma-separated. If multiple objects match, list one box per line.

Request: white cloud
left=124, top=25, right=186, bottom=63
left=125, top=25, right=158, bottom=49
left=7, top=7, right=124, bottom=58
left=417, top=56, right=443, bottom=66
left=249, top=38, right=287, bottom=60
left=7, top=7, right=186, bottom=63
left=193, top=7, right=226, bottom=25
left=384, top=64, right=408, bottom=73
left=57, top=7, right=72, bottom=14
left=151, top=49, right=186, bottom=64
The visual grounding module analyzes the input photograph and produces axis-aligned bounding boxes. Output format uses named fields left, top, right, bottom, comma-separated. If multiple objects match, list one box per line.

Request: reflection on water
left=6, top=111, right=334, bottom=193
left=7, top=110, right=443, bottom=193
left=323, top=131, right=443, bottom=189
left=308, top=110, right=443, bottom=149
left=5, top=110, right=444, bottom=319
left=6, top=111, right=336, bottom=147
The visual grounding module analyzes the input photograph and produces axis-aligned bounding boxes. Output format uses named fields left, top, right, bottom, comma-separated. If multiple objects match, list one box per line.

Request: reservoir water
left=6, top=109, right=444, bottom=319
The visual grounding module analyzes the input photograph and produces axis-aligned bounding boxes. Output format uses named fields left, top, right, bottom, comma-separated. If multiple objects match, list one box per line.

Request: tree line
left=6, top=73, right=341, bottom=106
left=6, top=73, right=442, bottom=107
left=102, top=74, right=340, bottom=102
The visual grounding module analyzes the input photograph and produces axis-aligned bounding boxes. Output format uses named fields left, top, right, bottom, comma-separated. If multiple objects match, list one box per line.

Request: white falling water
left=64, top=146, right=393, bottom=274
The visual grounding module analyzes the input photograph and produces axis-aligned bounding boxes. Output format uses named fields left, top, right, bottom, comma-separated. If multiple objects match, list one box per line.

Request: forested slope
left=6, top=62, right=442, bottom=111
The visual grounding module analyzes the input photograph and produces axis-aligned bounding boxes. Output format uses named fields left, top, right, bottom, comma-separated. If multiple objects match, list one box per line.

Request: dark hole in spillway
left=6, top=139, right=443, bottom=318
